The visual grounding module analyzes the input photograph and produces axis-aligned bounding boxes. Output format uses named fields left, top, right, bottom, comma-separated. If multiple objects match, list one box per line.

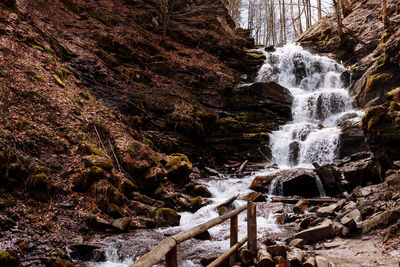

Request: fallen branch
left=270, top=197, right=339, bottom=204
left=236, top=160, right=248, bottom=174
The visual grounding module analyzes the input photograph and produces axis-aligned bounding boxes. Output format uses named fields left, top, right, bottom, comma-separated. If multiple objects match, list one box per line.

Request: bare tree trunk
left=291, top=0, right=298, bottom=37
left=298, top=0, right=303, bottom=34
left=333, top=0, right=344, bottom=43
left=317, top=0, right=322, bottom=19
left=282, top=0, right=287, bottom=42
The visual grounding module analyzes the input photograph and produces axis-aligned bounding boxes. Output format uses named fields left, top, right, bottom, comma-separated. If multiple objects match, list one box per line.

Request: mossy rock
left=154, top=208, right=180, bottom=227
left=41, top=257, right=74, bottom=267
left=80, top=141, right=105, bottom=156
left=386, top=87, right=400, bottom=102
left=193, top=185, right=212, bottom=198
left=120, top=178, right=136, bottom=196
left=365, top=73, right=393, bottom=93
left=82, top=155, right=113, bottom=171
left=165, top=153, right=192, bottom=182
left=72, top=167, right=106, bottom=192
left=26, top=173, right=54, bottom=202
left=0, top=250, right=18, bottom=267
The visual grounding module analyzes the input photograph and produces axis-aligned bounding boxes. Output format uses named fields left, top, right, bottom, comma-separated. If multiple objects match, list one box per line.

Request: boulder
left=243, top=192, right=266, bottom=202
left=337, top=157, right=380, bottom=191
left=292, top=220, right=334, bottom=244
left=165, top=154, right=193, bottom=182
left=386, top=173, right=400, bottom=187
left=192, top=185, right=212, bottom=198
left=0, top=215, right=16, bottom=231
left=313, top=163, right=342, bottom=196
left=112, top=217, right=131, bottom=232
left=289, top=238, right=304, bottom=248
left=154, top=208, right=181, bottom=227
left=315, top=256, right=330, bottom=267
left=338, top=120, right=368, bottom=158
left=69, top=244, right=103, bottom=261
left=41, top=258, right=74, bottom=267
left=316, top=204, right=339, bottom=217
left=251, top=169, right=319, bottom=197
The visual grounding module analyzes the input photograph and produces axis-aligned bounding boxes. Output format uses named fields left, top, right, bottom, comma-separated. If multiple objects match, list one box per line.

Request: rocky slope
left=297, top=0, right=400, bottom=177
left=0, top=0, right=294, bottom=265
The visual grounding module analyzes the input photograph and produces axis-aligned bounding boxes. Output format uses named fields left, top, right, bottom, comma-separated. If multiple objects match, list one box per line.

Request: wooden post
left=247, top=201, right=257, bottom=253
left=166, top=245, right=177, bottom=267
left=229, top=215, right=238, bottom=266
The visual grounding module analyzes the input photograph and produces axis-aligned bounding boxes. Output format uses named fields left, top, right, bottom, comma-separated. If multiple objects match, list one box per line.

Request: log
left=130, top=237, right=177, bottom=267
left=239, top=247, right=254, bottom=265
left=303, top=257, right=316, bottom=267
left=287, top=248, right=305, bottom=267
left=216, top=195, right=238, bottom=210
left=257, top=244, right=274, bottom=267
left=271, top=197, right=339, bottom=204
left=236, top=160, right=249, bottom=174
left=207, top=236, right=247, bottom=267
left=173, top=204, right=247, bottom=244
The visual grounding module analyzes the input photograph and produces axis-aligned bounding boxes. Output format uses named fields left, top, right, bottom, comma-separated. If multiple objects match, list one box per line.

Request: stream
left=88, top=44, right=363, bottom=267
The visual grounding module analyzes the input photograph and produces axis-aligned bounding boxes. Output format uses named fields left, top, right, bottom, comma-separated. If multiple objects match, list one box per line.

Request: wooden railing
left=130, top=201, right=257, bottom=267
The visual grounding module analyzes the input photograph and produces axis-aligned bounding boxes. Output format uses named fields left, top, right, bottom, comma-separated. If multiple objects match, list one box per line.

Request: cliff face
left=297, top=0, right=400, bottom=176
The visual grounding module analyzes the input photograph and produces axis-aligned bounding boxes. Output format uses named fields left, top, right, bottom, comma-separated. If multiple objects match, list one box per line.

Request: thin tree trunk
left=333, top=0, right=344, bottom=43
left=298, top=0, right=303, bottom=34
left=317, top=0, right=322, bottom=19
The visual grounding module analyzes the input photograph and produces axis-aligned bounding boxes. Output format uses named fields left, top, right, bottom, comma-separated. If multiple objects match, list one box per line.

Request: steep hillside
left=0, top=0, right=295, bottom=264
left=297, top=0, right=400, bottom=176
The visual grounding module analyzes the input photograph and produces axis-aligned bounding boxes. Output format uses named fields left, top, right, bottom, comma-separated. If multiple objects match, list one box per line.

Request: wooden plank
left=270, top=197, right=339, bottom=204
left=166, top=245, right=178, bottom=267
left=229, top=215, right=238, bottom=266
left=130, top=237, right=176, bottom=267
left=207, top=236, right=248, bottom=267
left=173, top=204, right=247, bottom=243
left=247, top=201, right=257, bottom=253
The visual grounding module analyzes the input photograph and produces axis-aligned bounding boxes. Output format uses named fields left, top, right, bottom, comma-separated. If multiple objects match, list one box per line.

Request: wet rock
left=362, top=208, right=400, bottom=233
left=316, top=204, right=339, bottom=217
left=338, top=157, right=380, bottom=191
left=165, top=153, right=193, bottom=182
left=292, top=220, right=334, bottom=244
left=244, top=192, right=266, bottom=202
left=41, top=258, right=74, bottom=267
left=250, top=175, right=275, bottom=191
left=154, top=208, right=180, bottom=227
left=338, top=120, right=368, bottom=158
left=194, top=230, right=211, bottom=240
left=69, top=244, right=103, bottom=261
left=112, top=217, right=131, bottom=232
left=313, top=163, right=342, bottom=196
left=192, top=185, right=212, bottom=198
left=128, top=200, right=155, bottom=217
left=289, top=141, right=300, bottom=166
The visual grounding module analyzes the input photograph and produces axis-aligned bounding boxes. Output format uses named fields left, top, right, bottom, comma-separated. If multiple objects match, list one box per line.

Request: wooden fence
left=130, top=201, right=257, bottom=267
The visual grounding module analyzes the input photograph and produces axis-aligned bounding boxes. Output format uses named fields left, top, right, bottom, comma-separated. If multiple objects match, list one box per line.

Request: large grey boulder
left=292, top=220, right=334, bottom=244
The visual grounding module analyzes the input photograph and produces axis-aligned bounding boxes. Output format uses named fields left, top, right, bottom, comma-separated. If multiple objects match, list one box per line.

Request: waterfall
left=258, top=44, right=357, bottom=169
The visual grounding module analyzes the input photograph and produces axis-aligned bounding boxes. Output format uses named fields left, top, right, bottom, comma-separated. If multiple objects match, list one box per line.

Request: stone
left=293, top=200, right=308, bottom=214
left=41, top=258, right=74, bottom=267
left=338, top=120, right=368, bottom=158
left=267, top=245, right=286, bottom=257
left=250, top=175, right=275, bottom=191
left=69, top=244, right=103, bottom=261
left=243, top=192, right=266, bottom=202
left=86, top=216, right=113, bottom=230
left=112, top=217, right=131, bottom=232
left=165, top=153, right=193, bottom=182
left=292, top=220, right=334, bottom=244
left=26, top=173, right=55, bottom=202
left=386, top=173, right=400, bottom=187
left=340, top=216, right=356, bottom=230
left=346, top=209, right=362, bottom=222
left=316, top=204, right=338, bottom=217
left=362, top=209, right=400, bottom=233
left=192, top=185, right=212, bottom=198
left=315, top=256, right=330, bottom=267
left=154, top=208, right=180, bottom=227
left=289, top=238, right=304, bottom=248
left=82, top=155, right=114, bottom=171
left=312, top=163, right=342, bottom=196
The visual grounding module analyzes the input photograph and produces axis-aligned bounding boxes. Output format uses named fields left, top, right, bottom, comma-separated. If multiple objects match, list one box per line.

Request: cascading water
left=90, top=44, right=362, bottom=266
left=258, top=44, right=361, bottom=168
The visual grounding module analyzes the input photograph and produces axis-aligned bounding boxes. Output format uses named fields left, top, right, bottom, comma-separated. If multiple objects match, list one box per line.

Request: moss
left=386, top=87, right=400, bottom=100
left=73, top=167, right=106, bottom=192
left=0, top=250, right=17, bottom=266
left=34, top=74, right=43, bottom=82
left=80, top=141, right=105, bottom=156
left=47, top=55, right=56, bottom=63
left=32, top=44, right=44, bottom=51
left=82, top=155, right=114, bottom=171
left=79, top=91, right=90, bottom=100
left=154, top=208, right=180, bottom=227
left=53, top=74, right=65, bottom=87
left=242, top=132, right=269, bottom=139
left=57, top=67, right=68, bottom=80
left=365, top=73, right=393, bottom=92
left=381, top=30, right=391, bottom=44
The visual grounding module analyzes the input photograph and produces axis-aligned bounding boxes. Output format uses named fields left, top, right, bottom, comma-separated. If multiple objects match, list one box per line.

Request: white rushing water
left=258, top=44, right=360, bottom=168
left=92, top=44, right=360, bottom=266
